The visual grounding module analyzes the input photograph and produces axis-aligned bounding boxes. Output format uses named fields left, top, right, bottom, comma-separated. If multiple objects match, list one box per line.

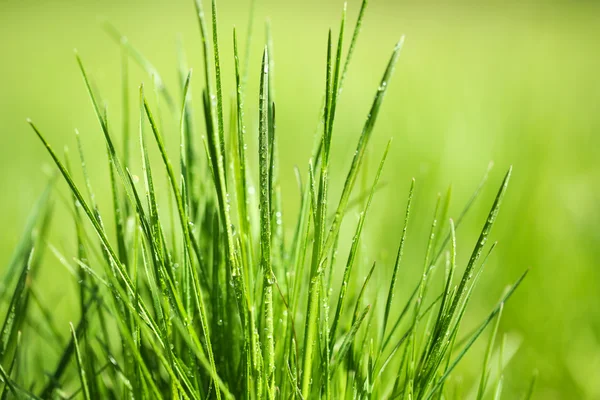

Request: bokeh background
left=1, top=0, right=599, bottom=398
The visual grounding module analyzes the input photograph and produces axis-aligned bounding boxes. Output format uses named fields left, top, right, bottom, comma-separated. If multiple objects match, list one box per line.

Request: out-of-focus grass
left=0, top=0, right=599, bottom=398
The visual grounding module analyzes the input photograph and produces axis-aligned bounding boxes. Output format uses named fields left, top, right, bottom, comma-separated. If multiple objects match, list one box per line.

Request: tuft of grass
left=0, top=0, right=534, bottom=398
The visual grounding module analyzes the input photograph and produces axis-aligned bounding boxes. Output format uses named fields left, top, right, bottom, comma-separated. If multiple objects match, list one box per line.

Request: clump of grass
left=0, top=0, right=536, bottom=398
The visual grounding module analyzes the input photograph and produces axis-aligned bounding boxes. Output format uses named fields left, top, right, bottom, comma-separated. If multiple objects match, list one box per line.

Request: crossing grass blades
left=0, top=0, right=536, bottom=398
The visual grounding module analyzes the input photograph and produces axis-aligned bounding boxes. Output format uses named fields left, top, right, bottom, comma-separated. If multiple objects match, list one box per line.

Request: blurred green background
left=1, top=0, right=599, bottom=398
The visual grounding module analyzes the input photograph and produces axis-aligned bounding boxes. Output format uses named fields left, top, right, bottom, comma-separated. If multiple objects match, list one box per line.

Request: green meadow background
left=1, top=0, right=599, bottom=398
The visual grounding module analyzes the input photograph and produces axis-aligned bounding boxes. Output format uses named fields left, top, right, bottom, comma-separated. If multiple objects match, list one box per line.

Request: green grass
left=0, top=0, right=539, bottom=398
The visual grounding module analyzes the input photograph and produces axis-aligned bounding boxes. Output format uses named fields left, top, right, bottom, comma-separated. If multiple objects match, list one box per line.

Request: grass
left=0, top=0, right=536, bottom=398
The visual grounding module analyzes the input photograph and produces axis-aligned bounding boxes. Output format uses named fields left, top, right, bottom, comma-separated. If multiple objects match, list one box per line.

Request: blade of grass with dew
left=192, top=0, right=215, bottom=113
left=322, top=37, right=404, bottom=258
left=309, top=0, right=367, bottom=164
left=422, top=270, right=528, bottom=400
left=417, top=242, right=498, bottom=397
left=258, top=47, right=276, bottom=399
left=381, top=178, right=415, bottom=348
left=300, top=30, right=334, bottom=398
left=417, top=167, right=513, bottom=391
left=142, top=81, right=231, bottom=395
left=29, top=119, right=186, bottom=397
left=330, top=139, right=391, bottom=347
left=233, top=28, right=254, bottom=283
left=403, top=195, right=441, bottom=400
left=143, top=90, right=224, bottom=398
left=339, top=0, right=368, bottom=89
left=207, top=8, right=251, bottom=380
left=265, top=21, right=283, bottom=285
left=176, top=39, right=201, bottom=220
left=67, top=137, right=101, bottom=397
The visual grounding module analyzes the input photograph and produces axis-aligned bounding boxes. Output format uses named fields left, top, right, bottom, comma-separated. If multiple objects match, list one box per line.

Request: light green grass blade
left=476, top=304, right=504, bottom=400
left=104, top=23, right=175, bottom=110
left=0, top=182, right=52, bottom=300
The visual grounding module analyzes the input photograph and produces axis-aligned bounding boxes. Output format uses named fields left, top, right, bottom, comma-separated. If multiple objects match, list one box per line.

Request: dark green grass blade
left=0, top=363, right=36, bottom=400
left=0, top=331, right=20, bottom=400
